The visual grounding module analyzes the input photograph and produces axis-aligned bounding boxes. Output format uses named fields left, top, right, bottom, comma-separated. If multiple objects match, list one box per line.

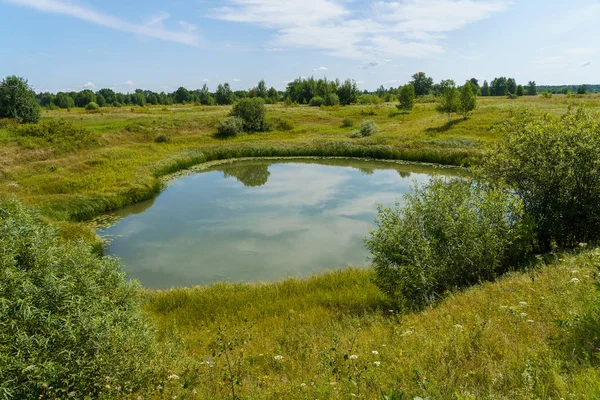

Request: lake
left=99, top=159, right=458, bottom=288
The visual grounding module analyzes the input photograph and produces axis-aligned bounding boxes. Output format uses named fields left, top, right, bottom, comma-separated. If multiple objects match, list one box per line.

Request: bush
left=9, top=119, right=98, bottom=147
left=365, top=178, right=532, bottom=310
left=85, top=101, right=100, bottom=111
left=230, top=98, right=270, bottom=132
left=309, top=96, right=325, bottom=107
left=0, top=75, right=41, bottom=123
left=397, top=84, right=415, bottom=111
left=154, top=133, right=171, bottom=143
left=341, top=118, right=353, bottom=128
left=350, top=120, right=379, bottom=138
left=484, top=109, right=600, bottom=250
left=541, top=90, right=552, bottom=98
left=357, top=94, right=383, bottom=105
left=0, top=200, right=158, bottom=398
left=216, top=116, right=244, bottom=137
left=324, top=93, right=340, bottom=106
left=273, top=117, right=294, bottom=131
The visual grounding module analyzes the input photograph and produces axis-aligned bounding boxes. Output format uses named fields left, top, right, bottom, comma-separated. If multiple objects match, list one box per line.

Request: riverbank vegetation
left=2, top=72, right=600, bottom=398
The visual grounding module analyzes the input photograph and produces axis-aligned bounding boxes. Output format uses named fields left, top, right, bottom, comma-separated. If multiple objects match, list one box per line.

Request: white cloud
left=125, top=80, right=135, bottom=86
left=6, top=0, right=200, bottom=46
left=81, top=81, right=95, bottom=89
left=208, top=0, right=508, bottom=61
left=203, top=78, right=210, bottom=82
left=314, top=66, right=328, bottom=71
left=232, top=78, right=241, bottom=82
left=581, top=60, right=592, bottom=67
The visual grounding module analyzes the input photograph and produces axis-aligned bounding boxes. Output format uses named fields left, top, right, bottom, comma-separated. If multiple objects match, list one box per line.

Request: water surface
left=100, top=159, right=457, bottom=288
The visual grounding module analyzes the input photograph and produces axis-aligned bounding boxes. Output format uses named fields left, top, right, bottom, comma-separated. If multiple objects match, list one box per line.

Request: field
left=2, top=95, right=600, bottom=398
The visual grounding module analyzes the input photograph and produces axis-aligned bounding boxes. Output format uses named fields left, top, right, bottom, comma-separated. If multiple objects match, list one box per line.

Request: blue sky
left=1, top=0, right=598, bottom=93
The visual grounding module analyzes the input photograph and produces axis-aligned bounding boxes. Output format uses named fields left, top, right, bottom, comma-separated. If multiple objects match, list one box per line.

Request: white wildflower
left=519, top=301, right=527, bottom=306
left=520, top=312, right=527, bottom=317
left=571, top=270, right=579, bottom=274
left=300, top=383, right=307, bottom=388
left=527, top=320, right=534, bottom=323
left=453, top=324, right=463, bottom=330
left=168, top=374, right=180, bottom=380
left=571, top=278, right=580, bottom=283
left=579, top=242, right=588, bottom=247
left=374, top=361, right=381, bottom=366
left=349, top=354, right=358, bottom=360
left=274, top=355, right=284, bottom=361
left=372, top=350, right=379, bottom=355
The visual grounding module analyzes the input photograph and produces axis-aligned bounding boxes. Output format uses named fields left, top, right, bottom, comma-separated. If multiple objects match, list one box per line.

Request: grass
left=2, top=95, right=598, bottom=227
left=143, top=249, right=600, bottom=399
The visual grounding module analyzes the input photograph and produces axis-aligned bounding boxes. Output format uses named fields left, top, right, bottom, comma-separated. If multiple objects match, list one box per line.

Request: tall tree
left=410, top=72, right=434, bottom=96
left=516, top=85, right=525, bottom=96
left=507, top=78, right=517, bottom=95
left=174, top=87, right=192, bottom=104
left=491, top=77, right=508, bottom=96
left=459, top=81, right=477, bottom=119
left=481, top=80, right=490, bottom=96
left=0, top=75, right=41, bottom=123
left=215, top=83, right=234, bottom=105
left=397, top=84, right=415, bottom=111
left=526, top=81, right=537, bottom=96
left=74, top=89, right=96, bottom=107
left=256, top=79, right=267, bottom=99
left=336, top=79, right=359, bottom=105
left=436, top=84, right=459, bottom=123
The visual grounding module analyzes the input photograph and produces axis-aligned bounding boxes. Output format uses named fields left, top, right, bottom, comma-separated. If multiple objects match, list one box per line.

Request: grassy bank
left=143, top=249, right=600, bottom=399
left=2, top=95, right=597, bottom=226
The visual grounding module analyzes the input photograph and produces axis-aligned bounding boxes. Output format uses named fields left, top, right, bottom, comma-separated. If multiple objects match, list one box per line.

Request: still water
left=99, top=159, right=457, bottom=288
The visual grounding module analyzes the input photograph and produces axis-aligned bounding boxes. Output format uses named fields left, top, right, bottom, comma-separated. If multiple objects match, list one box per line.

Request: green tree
left=267, top=87, right=279, bottom=103
left=397, top=84, right=415, bottom=111
left=54, top=92, right=74, bottom=109
left=516, top=85, right=525, bottom=96
left=38, top=92, right=56, bottom=108
left=577, top=85, right=587, bottom=95
left=491, top=77, right=508, bottom=96
left=507, top=78, right=517, bottom=95
left=481, top=80, right=490, bottom=96
left=198, top=84, right=212, bottom=105
left=336, top=79, right=359, bottom=105
left=256, top=79, right=267, bottom=99
left=174, top=86, right=192, bottom=104
left=484, top=109, right=600, bottom=250
left=526, top=81, right=537, bottom=96
left=215, top=83, right=234, bottom=105
left=74, top=89, right=96, bottom=108
left=436, top=85, right=459, bottom=123
left=0, top=76, right=41, bottom=123
left=410, top=72, right=434, bottom=96
left=95, top=93, right=106, bottom=107
left=229, top=97, right=270, bottom=132
left=433, top=79, right=455, bottom=97
left=459, top=81, right=477, bottom=119
left=97, top=88, right=116, bottom=104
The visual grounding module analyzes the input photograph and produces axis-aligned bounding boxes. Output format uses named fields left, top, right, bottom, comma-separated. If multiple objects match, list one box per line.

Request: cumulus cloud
left=6, top=0, right=200, bottom=46
left=581, top=60, right=592, bottom=67
left=208, top=0, right=508, bottom=61
left=125, top=80, right=135, bottom=86
left=81, top=81, right=96, bottom=89
left=313, top=66, right=328, bottom=71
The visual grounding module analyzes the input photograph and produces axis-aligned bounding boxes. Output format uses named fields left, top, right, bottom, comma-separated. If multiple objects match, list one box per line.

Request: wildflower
left=192, top=389, right=198, bottom=394
left=500, top=305, right=508, bottom=309
left=300, top=383, right=307, bottom=388
left=172, top=396, right=177, bottom=399
left=519, top=301, right=527, bottom=306
left=403, top=329, right=415, bottom=336
left=579, top=242, right=588, bottom=247
left=24, top=365, right=36, bottom=372
left=168, top=374, right=180, bottom=380
left=571, top=270, right=579, bottom=274
left=527, top=320, right=534, bottom=323
left=374, top=361, right=381, bottom=367
left=274, top=355, right=284, bottom=361
left=520, top=312, right=527, bottom=317
left=570, top=278, right=580, bottom=283
left=372, top=350, right=379, bottom=355
left=68, top=392, right=76, bottom=398
left=157, top=385, right=163, bottom=391
left=349, top=354, right=358, bottom=360
left=453, top=324, right=463, bottom=330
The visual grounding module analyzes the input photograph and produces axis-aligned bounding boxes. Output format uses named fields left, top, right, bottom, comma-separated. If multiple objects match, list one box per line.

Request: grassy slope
left=145, top=250, right=600, bottom=399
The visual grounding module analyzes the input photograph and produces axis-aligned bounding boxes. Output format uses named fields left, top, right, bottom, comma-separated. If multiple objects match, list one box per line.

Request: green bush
left=0, top=75, right=41, bottom=123
left=365, top=178, right=532, bottom=310
left=324, top=93, right=340, bottom=106
left=397, top=84, right=415, bottom=111
left=230, top=98, right=271, bottom=132
left=309, top=96, right=325, bottom=107
left=541, top=90, right=552, bottom=98
left=350, top=120, right=379, bottom=138
left=357, top=94, right=383, bottom=105
left=85, top=101, right=100, bottom=111
left=9, top=119, right=98, bottom=148
left=341, top=118, right=353, bottom=128
left=273, top=117, right=294, bottom=131
left=484, top=109, right=600, bottom=250
left=0, top=199, right=158, bottom=399
left=154, top=133, right=171, bottom=143
left=216, top=116, right=244, bottom=137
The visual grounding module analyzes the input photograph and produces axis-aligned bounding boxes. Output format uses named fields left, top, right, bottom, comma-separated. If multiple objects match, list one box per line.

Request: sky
left=0, top=0, right=598, bottom=93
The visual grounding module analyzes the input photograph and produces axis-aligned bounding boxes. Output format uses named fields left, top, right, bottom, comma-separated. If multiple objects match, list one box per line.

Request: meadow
left=2, top=94, right=600, bottom=398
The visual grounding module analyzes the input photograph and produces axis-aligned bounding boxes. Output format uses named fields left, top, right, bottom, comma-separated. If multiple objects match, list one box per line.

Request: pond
left=99, top=159, right=459, bottom=288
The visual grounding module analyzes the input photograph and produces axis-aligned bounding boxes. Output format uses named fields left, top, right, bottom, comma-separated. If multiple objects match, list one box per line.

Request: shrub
left=350, top=120, right=379, bottom=138
left=230, top=98, right=271, bottom=132
left=365, top=178, right=532, bottom=310
left=397, top=84, right=415, bottom=112
left=85, top=101, right=100, bottom=111
left=154, top=133, right=171, bottom=143
left=357, top=94, right=383, bottom=105
left=324, top=93, right=340, bottom=106
left=216, top=116, right=244, bottom=137
left=9, top=119, right=98, bottom=147
left=0, top=199, right=158, bottom=398
left=541, top=90, right=552, bottom=98
left=341, top=118, right=353, bottom=128
left=0, top=75, right=41, bottom=123
left=273, top=117, right=294, bottom=131
left=309, top=96, right=325, bottom=107
left=483, top=109, right=600, bottom=250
